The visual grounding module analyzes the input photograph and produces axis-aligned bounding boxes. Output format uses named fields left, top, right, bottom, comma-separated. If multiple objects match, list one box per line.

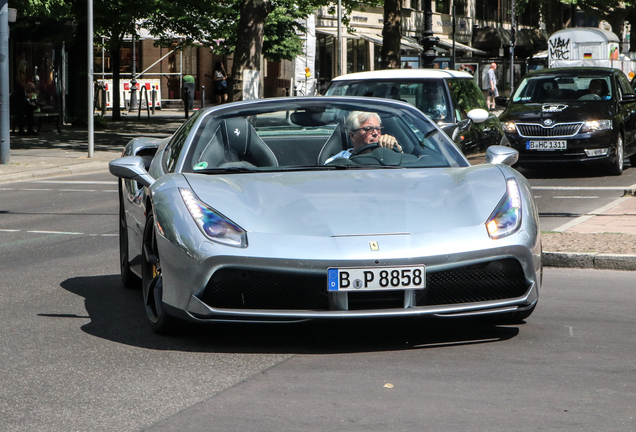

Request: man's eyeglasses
left=352, top=126, right=383, bottom=134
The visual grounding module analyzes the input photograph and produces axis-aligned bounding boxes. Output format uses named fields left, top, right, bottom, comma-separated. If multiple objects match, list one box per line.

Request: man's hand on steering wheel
left=377, top=135, right=402, bottom=152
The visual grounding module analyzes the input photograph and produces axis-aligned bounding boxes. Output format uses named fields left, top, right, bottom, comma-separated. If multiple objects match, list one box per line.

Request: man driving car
left=325, top=111, right=401, bottom=163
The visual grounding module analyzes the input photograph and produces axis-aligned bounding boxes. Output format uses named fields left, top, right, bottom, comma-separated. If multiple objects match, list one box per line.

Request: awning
left=315, top=28, right=360, bottom=39
left=316, top=28, right=422, bottom=52
left=517, top=29, right=548, bottom=51
left=472, top=27, right=548, bottom=51
left=436, top=37, right=488, bottom=55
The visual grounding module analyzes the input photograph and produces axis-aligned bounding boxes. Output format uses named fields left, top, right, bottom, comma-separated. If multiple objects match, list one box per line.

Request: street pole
left=451, top=5, right=456, bottom=70
left=337, top=0, right=342, bottom=77
left=88, top=0, right=94, bottom=158
left=130, top=33, right=138, bottom=111
left=421, top=0, right=438, bottom=68
left=510, top=0, right=516, bottom=97
left=0, top=0, right=10, bottom=164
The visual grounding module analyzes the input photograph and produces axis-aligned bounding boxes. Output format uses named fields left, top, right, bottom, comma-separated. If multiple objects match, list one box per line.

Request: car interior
left=182, top=107, right=464, bottom=172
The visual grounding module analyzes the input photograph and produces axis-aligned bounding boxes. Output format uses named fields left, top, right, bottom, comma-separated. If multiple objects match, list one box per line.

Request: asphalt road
left=0, top=172, right=634, bottom=431
left=519, top=162, right=636, bottom=231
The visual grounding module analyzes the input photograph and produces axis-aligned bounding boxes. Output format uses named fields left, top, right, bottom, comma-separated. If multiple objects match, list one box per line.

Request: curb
left=543, top=251, right=636, bottom=271
left=0, top=161, right=111, bottom=184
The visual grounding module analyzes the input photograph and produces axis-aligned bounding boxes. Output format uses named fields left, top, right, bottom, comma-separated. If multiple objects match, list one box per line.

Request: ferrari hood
left=183, top=165, right=507, bottom=236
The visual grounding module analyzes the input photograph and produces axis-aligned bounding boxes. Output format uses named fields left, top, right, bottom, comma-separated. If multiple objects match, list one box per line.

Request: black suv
left=498, top=67, right=636, bottom=175
left=325, top=69, right=509, bottom=156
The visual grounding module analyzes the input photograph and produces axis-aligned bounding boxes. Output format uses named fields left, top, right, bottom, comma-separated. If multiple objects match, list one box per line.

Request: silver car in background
left=109, top=97, right=541, bottom=333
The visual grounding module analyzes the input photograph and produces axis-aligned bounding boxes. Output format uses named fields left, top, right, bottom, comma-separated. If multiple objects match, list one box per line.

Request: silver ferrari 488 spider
left=109, top=96, right=541, bottom=333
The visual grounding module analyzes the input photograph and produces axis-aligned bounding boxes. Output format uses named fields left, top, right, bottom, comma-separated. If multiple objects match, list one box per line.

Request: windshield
left=326, top=79, right=452, bottom=123
left=182, top=100, right=467, bottom=173
left=512, top=74, right=613, bottom=103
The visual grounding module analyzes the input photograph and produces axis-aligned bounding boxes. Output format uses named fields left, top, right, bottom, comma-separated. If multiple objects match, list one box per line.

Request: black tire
left=608, top=134, right=624, bottom=176
left=141, top=212, right=176, bottom=334
left=119, top=184, right=141, bottom=289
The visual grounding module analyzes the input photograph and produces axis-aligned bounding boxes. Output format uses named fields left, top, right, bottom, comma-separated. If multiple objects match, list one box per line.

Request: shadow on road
left=59, top=274, right=521, bottom=355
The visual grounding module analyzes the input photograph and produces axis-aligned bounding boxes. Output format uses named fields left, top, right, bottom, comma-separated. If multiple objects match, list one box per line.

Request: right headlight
left=179, top=188, right=247, bottom=248
left=580, top=120, right=612, bottom=132
left=486, top=178, right=522, bottom=239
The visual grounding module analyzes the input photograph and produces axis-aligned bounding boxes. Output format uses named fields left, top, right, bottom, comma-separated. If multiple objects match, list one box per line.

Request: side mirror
left=109, top=156, right=155, bottom=188
left=620, top=93, right=636, bottom=103
left=466, top=108, right=489, bottom=124
left=495, top=96, right=509, bottom=107
left=485, top=145, right=519, bottom=166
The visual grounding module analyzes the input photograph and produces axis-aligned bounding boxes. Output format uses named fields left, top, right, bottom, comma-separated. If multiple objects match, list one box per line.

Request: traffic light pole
left=510, top=0, right=516, bottom=97
left=0, top=0, right=10, bottom=164
left=421, top=0, right=438, bottom=68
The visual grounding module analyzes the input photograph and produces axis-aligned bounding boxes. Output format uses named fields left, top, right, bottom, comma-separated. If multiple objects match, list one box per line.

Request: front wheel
left=119, top=185, right=141, bottom=289
left=141, top=212, right=176, bottom=333
left=607, top=134, right=624, bottom=176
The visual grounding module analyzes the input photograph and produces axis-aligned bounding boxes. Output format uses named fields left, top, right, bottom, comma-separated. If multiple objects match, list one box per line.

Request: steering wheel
left=351, top=142, right=403, bottom=157
left=350, top=143, right=380, bottom=156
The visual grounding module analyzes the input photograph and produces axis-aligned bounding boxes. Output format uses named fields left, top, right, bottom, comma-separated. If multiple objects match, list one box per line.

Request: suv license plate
left=527, top=140, right=567, bottom=150
left=328, top=266, right=425, bottom=292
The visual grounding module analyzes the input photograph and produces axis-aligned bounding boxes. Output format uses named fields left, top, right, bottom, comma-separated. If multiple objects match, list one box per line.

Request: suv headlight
left=502, top=121, right=517, bottom=132
left=580, top=120, right=612, bottom=132
left=486, top=178, right=522, bottom=239
left=179, top=188, right=247, bottom=248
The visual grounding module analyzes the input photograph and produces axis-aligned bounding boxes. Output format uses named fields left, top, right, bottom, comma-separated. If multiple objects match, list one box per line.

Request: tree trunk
left=380, top=0, right=401, bottom=69
left=604, top=8, right=626, bottom=48
left=230, top=0, right=269, bottom=102
left=543, top=0, right=563, bottom=35
left=629, top=9, right=636, bottom=53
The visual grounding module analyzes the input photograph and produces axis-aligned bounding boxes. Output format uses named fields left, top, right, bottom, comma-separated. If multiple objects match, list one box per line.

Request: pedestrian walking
left=212, top=62, right=228, bottom=104
left=487, top=63, right=498, bottom=111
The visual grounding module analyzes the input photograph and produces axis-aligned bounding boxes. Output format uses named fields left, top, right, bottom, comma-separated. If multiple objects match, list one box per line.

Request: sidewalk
left=1, top=107, right=635, bottom=270
left=0, top=109, right=187, bottom=183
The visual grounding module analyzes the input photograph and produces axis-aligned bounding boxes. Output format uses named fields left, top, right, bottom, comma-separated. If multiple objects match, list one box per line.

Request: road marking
left=59, top=189, right=97, bottom=192
left=28, top=230, right=84, bottom=235
left=532, top=186, right=629, bottom=190
left=35, top=180, right=116, bottom=184
left=19, top=188, right=53, bottom=191
left=1, top=229, right=117, bottom=237
left=552, top=196, right=632, bottom=232
left=553, top=196, right=599, bottom=199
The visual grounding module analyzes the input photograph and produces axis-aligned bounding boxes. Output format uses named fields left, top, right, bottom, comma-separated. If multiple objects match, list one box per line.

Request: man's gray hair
left=346, top=111, right=381, bottom=132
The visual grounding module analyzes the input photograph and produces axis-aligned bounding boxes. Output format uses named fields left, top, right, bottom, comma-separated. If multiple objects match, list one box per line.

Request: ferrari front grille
left=199, top=258, right=528, bottom=311
left=516, top=122, right=582, bottom=138
left=416, top=258, right=527, bottom=306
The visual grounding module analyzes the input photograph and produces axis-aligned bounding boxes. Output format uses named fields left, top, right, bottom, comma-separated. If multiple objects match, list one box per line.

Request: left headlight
left=580, top=120, right=612, bottom=132
left=179, top=188, right=247, bottom=248
left=486, top=178, right=522, bottom=239
left=502, top=121, right=517, bottom=133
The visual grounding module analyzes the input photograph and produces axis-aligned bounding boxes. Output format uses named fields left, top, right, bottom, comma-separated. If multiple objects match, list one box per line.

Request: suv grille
left=199, top=259, right=528, bottom=311
left=517, top=123, right=582, bottom=138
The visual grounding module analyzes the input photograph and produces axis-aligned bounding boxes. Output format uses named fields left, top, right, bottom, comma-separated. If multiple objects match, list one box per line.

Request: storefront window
left=13, top=42, right=60, bottom=111
left=347, top=39, right=368, bottom=74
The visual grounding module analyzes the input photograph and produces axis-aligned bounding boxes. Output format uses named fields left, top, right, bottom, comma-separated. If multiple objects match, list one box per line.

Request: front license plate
left=526, top=140, right=567, bottom=150
left=327, top=266, right=425, bottom=292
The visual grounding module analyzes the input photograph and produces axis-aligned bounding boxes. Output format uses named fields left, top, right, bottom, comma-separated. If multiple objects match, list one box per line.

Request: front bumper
left=506, top=129, right=618, bottom=165
left=158, top=236, right=541, bottom=323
